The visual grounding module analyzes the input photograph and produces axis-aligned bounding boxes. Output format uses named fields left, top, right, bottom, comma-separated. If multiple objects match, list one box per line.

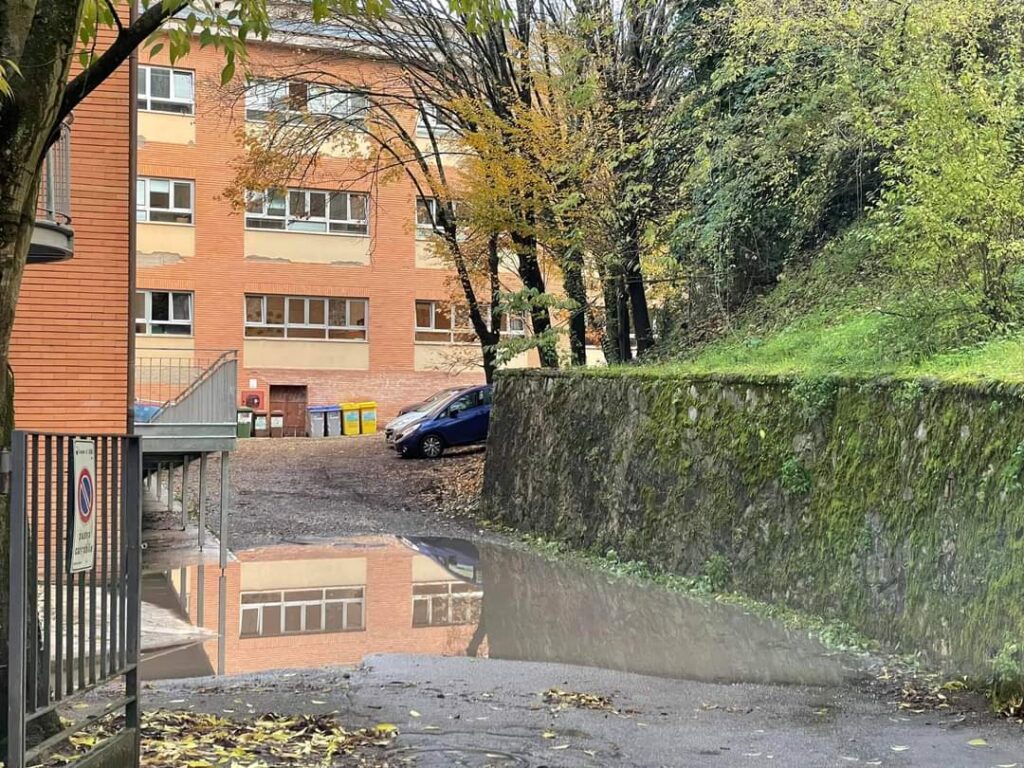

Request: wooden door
left=269, top=385, right=309, bottom=437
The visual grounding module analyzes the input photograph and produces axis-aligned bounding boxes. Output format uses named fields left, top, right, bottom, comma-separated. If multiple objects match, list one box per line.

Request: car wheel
left=419, top=434, right=444, bottom=459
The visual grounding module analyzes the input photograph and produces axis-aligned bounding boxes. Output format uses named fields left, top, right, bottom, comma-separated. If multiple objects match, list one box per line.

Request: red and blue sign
left=69, top=439, right=97, bottom=573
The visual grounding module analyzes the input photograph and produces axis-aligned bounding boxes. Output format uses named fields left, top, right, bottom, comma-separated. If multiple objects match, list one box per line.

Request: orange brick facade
left=137, top=42, right=490, bottom=422
left=10, top=55, right=131, bottom=433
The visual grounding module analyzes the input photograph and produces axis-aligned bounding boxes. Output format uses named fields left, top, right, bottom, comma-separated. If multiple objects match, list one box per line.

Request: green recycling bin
left=236, top=406, right=254, bottom=438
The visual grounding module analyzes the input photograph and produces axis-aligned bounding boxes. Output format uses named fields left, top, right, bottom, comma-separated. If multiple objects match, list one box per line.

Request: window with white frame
left=416, top=101, right=456, bottom=138
left=137, top=66, right=195, bottom=114
left=245, top=188, right=369, bottom=235
left=137, top=177, right=193, bottom=224
left=416, top=197, right=461, bottom=238
left=245, top=294, right=368, bottom=340
left=135, top=290, right=192, bottom=335
left=412, top=581, right=482, bottom=627
left=240, top=586, right=365, bottom=638
left=245, top=79, right=369, bottom=123
left=415, top=300, right=524, bottom=343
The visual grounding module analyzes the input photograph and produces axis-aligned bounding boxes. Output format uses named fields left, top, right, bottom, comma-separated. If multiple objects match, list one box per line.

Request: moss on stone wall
left=483, top=369, right=1024, bottom=687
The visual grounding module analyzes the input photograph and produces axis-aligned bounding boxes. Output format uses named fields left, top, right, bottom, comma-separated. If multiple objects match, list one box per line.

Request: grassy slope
left=641, top=246, right=1024, bottom=384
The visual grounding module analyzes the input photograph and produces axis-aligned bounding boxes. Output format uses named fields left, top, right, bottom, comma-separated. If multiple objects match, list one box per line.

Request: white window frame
left=244, top=294, right=369, bottom=341
left=412, top=581, right=483, bottom=627
left=137, top=65, right=195, bottom=114
left=416, top=101, right=456, bottom=138
left=245, top=188, right=369, bottom=236
left=245, top=78, right=369, bottom=124
left=137, top=177, right=194, bottom=224
left=240, top=587, right=365, bottom=638
left=135, top=290, right=193, bottom=336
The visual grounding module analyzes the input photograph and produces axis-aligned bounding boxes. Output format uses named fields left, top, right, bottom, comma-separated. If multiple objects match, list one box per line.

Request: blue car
left=395, top=385, right=492, bottom=458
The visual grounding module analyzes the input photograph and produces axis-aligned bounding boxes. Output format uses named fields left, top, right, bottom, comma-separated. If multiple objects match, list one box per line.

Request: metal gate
left=5, top=431, right=143, bottom=767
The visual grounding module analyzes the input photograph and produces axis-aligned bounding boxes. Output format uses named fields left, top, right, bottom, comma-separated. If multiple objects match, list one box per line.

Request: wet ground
left=133, top=439, right=1023, bottom=766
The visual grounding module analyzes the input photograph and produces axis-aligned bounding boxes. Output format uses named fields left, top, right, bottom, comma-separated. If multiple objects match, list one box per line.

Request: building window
left=245, top=189, right=369, bottom=235
left=135, top=290, right=192, bottom=335
left=245, top=294, right=368, bottom=340
left=137, top=177, right=193, bottom=224
left=240, top=587, right=365, bottom=638
left=416, top=197, right=463, bottom=239
left=245, top=79, right=369, bottom=124
left=412, top=582, right=482, bottom=627
left=416, top=102, right=456, bottom=138
left=415, top=300, right=524, bottom=343
left=137, top=66, right=194, bottom=114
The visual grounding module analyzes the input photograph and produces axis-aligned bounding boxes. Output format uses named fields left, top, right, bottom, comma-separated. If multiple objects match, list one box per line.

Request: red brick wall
left=10, top=42, right=130, bottom=433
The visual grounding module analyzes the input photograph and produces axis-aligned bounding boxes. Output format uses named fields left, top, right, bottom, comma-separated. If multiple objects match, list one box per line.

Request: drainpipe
left=126, top=0, right=139, bottom=434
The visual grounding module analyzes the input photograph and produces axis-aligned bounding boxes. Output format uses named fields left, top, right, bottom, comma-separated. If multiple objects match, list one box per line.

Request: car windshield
left=412, top=387, right=464, bottom=413
left=426, top=388, right=478, bottom=418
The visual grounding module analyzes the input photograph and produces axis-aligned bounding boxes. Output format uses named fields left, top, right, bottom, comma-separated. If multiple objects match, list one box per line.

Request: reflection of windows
left=135, top=290, right=192, bottom=335
left=137, top=66, right=195, bottom=114
left=240, top=586, right=365, bottom=637
left=412, top=581, right=482, bottom=627
left=416, top=102, right=456, bottom=138
left=245, top=79, right=369, bottom=123
left=245, top=188, right=369, bottom=235
left=245, top=294, right=367, bottom=340
left=415, top=299, right=452, bottom=343
left=137, top=177, right=193, bottom=224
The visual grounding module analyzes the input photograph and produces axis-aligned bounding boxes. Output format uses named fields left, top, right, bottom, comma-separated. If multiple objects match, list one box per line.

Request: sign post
left=68, top=438, right=96, bottom=573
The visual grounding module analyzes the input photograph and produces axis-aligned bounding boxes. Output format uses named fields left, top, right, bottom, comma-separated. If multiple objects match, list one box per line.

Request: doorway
left=269, top=385, right=309, bottom=437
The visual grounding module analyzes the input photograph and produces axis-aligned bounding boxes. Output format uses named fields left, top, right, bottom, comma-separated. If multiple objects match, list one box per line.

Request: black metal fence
left=5, top=431, right=142, bottom=768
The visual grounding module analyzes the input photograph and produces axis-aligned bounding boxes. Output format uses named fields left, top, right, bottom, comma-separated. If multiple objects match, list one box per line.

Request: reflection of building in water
left=154, top=536, right=483, bottom=677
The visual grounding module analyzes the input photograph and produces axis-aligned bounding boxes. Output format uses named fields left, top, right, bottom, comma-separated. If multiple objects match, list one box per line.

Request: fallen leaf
left=409, top=709, right=421, bottom=718
left=967, top=738, right=988, bottom=748
left=542, top=730, right=557, bottom=739
left=891, top=745, right=909, bottom=752
left=551, top=744, right=570, bottom=750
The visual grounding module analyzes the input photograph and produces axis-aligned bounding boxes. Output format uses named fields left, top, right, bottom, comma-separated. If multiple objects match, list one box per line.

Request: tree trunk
left=623, top=219, right=654, bottom=355
left=561, top=247, right=588, bottom=366
left=600, top=262, right=622, bottom=364
left=617, top=276, right=632, bottom=363
left=511, top=231, right=558, bottom=368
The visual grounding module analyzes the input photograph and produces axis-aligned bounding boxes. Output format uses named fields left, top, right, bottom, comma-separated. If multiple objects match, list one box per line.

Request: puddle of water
left=140, top=536, right=845, bottom=686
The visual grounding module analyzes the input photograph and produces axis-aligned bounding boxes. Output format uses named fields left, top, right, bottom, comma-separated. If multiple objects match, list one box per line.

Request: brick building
left=12, top=50, right=131, bottom=433
left=134, top=34, right=546, bottom=430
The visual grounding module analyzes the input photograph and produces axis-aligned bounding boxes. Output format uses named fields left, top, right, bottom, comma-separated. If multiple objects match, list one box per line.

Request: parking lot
left=154, top=435, right=487, bottom=551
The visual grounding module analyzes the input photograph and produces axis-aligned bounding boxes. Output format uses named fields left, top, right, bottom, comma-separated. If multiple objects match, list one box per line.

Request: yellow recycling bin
left=357, top=401, right=378, bottom=434
left=341, top=402, right=362, bottom=436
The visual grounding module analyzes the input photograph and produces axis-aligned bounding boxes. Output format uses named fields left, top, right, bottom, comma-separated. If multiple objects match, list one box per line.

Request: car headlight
left=399, top=423, right=422, bottom=440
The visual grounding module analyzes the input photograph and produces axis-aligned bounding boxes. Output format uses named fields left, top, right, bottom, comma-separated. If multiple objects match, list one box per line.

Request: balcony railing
left=134, top=349, right=238, bottom=428
left=29, top=123, right=74, bottom=263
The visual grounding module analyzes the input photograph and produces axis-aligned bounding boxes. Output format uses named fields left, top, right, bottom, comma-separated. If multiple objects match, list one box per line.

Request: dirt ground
left=148, top=436, right=487, bottom=550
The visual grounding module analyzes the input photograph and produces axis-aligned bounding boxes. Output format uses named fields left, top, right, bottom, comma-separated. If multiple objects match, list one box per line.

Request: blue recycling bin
left=307, top=405, right=330, bottom=437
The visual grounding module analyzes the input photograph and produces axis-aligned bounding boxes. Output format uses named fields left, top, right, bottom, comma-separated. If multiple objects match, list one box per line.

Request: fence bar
left=43, top=435, right=52, bottom=708
left=65, top=440, right=74, bottom=696
left=27, top=434, right=39, bottom=713
left=7, top=431, right=29, bottom=767
left=219, top=451, right=230, bottom=568
left=125, top=436, right=143, bottom=762
left=55, top=437, right=64, bottom=700
left=110, top=440, right=120, bottom=673
left=181, top=456, right=190, bottom=530
left=120, top=445, right=128, bottom=671
left=100, top=436, right=108, bottom=680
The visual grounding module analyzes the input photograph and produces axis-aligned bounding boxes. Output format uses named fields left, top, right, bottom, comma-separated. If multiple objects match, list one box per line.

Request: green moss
left=486, top=369, right=1024, bottom=702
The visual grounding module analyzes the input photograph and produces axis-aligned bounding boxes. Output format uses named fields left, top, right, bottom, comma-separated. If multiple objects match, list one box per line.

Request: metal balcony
left=29, top=123, right=74, bottom=264
left=134, top=349, right=238, bottom=454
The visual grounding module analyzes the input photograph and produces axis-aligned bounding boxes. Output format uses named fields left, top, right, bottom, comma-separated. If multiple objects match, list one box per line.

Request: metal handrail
left=37, top=123, right=72, bottom=227
left=134, top=349, right=238, bottom=425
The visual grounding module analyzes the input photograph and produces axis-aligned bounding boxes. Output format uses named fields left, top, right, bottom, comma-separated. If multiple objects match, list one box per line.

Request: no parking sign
left=68, top=438, right=96, bottom=573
